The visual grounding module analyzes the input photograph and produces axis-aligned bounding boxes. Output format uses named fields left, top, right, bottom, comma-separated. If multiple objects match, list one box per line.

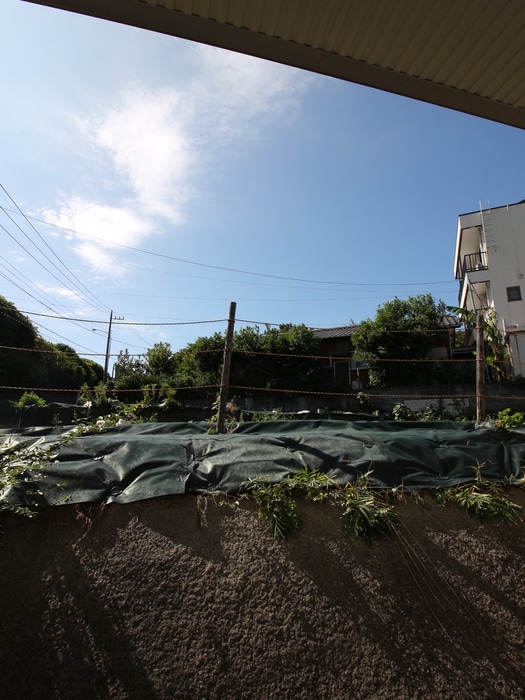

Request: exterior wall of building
left=455, top=200, right=525, bottom=377
left=507, top=332, right=525, bottom=377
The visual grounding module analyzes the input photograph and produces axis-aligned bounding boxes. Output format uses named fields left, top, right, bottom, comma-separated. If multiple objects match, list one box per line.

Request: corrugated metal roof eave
left=21, top=0, right=525, bottom=130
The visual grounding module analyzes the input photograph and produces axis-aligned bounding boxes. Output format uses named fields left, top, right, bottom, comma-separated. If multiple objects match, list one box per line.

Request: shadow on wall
left=0, top=494, right=524, bottom=699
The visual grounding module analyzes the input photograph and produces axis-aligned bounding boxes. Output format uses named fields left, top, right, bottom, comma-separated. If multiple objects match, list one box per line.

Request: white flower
left=96, top=419, right=106, bottom=430
left=83, top=401, right=93, bottom=409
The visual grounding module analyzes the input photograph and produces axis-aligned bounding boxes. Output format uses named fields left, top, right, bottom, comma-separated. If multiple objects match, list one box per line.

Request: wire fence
left=1, top=357, right=523, bottom=408
left=2, top=315, right=525, bottom=416
left=0, top=342, right=479, bottom=362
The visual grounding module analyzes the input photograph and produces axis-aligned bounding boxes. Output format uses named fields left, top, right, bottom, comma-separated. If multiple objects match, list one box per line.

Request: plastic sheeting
left=1, top=419, right=524, bottom=506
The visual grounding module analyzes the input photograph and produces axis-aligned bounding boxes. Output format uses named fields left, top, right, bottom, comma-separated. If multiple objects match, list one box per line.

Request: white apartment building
left=454, top=200, right=525, bottom=377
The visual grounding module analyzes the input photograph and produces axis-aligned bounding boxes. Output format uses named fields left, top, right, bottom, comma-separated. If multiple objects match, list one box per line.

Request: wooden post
left=476, top=312, right=485, bottom=422
left=216, top=302, right=237, bottom=433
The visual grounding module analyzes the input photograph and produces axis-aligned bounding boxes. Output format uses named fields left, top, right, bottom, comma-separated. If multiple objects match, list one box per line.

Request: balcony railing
left=463, top=251, right=488, bottom=274
left=458, top=251, right=488, bottom=303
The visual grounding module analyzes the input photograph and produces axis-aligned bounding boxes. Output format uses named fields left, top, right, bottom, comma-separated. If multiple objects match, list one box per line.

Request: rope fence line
left=0, top=384, right=220, bottom=394
left=0, top=385, right=80, bottom=393
left=0, top=345, right=103, bottom=356
left=0, top=343, right=481, bottom=363
left=227, top=385, right=478, bottom=399
left=1, top=309, right=522, bottom=413
left=2, top=383, right=525, bottom=403
left=229, top=350, right=478, bottom=363
left=0, top=344, right=226, bottom=357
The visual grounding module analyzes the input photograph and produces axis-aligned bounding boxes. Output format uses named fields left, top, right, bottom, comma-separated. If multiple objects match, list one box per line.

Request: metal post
left=476, top=312, right=485, bottom=422
left=216, top=301, right=237, bottom=433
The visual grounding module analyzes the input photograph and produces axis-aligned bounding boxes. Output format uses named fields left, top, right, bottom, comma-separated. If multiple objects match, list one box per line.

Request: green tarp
left=1, top=420, right=524, bottom=506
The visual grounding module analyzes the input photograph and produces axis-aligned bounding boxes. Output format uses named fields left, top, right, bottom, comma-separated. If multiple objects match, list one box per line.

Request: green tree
left=173, top=332, right=224, bottom=397
left=0, top=295, right=38, bottom=387
left=0, top=296, right=104, bottom=393
left=40, top=342, right=104, bottom=390
left=112, top=349, right=146, bottom=400
left=352, top=294, right=448, bottom=386
left=144, top=342, right=175, bottom=383
left=171, top=324, right=322, bottom=398
left=232, top=324, right=320, bottom=392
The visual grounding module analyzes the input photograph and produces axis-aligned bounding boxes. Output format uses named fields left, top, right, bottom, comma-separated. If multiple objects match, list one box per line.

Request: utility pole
left=104, top=310, right=124, bottom=382
left=216, top=301, right=237, bottom=433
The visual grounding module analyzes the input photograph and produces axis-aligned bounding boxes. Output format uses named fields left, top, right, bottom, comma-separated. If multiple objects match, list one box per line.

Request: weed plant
left=494, top=408, right=524, bottom=431
left=246, top=467, right=396, bottom=541
left=0, top=435, right=63, bottom=516
left=246, top=476, right=299, bottom=539
left=337, top=472, right=397, bottom=541
left=436, top=464, right=521, bottom=522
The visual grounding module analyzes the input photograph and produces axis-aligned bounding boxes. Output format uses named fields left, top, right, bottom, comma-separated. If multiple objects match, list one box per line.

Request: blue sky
left=2, top=0, right=525, bottom=371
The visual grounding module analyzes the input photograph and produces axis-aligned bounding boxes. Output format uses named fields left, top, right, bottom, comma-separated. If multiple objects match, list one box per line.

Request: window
left=507, top=286, right=522, bottom=302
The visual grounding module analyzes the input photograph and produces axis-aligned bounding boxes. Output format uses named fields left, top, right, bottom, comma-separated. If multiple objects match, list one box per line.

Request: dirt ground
left=1, top=490, right=524, bottom=700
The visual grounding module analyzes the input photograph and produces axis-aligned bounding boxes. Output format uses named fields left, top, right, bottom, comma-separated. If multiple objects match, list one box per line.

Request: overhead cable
left=0, top=185, right=108, bottom=313
left=8, top=208, right=453, bottom=289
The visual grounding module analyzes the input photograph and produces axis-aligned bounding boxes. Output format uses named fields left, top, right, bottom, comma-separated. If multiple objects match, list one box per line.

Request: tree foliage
left=111, top=324, right=322, bottom=400
left=0, top=295, right=39, bottom=387
left=0, top=295, right=104, bottom=393
left=112, top=349, right=146, bottom=400
left=352, top=294, right=448, bottom=386
left=173, top=332, right=224, bottom=392
left=231, top=324, right=320, bottom=392
left=448, top=306, right=508, bottom=382
left=144, top=342, right=175, bottom=383
left=38, top=341, right=103, bottom=389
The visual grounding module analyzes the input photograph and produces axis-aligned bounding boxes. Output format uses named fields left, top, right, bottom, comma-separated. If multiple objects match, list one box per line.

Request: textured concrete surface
left=1, top=491, right=524, bottom=699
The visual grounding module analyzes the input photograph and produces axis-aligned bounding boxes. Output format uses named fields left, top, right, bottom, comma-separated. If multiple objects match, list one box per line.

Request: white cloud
left=34, top=285, right=83, bottom=300
left=47, top=44, right=316, bottom=273
left=42, top=197, right=152, bottom=275
left=192, top=45, right=315, bottom=140
left=47, top=197, right=152, bottom=247
left=85, top=89, right=191, bottom=222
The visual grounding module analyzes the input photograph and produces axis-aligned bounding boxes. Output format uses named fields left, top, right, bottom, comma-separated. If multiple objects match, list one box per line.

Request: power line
left=0, top=261, right=114, bottom=344
left=111, top=263, right=458, bottom=294
left=0, top=301, right=101, bottom=354
left=0, top=220, right=82, bottom=297
left=104, top=292, right=456, bottom=304
left=19, top=309, right=229, bottom=326
left=0, top=217, right=101, bottom=313
left=0, top=186, right=108, bottom=313
left=7, top=207, right=454, bottom=289
left=0, top=267, right=70, bottom=317
left=0, top=257, right=91, bottom=319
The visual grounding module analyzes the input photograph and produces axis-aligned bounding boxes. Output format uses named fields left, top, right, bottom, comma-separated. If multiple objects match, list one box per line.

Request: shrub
left=495, top=408, right=524, bottom=431
left=15, top=392, right=46, bottom=409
